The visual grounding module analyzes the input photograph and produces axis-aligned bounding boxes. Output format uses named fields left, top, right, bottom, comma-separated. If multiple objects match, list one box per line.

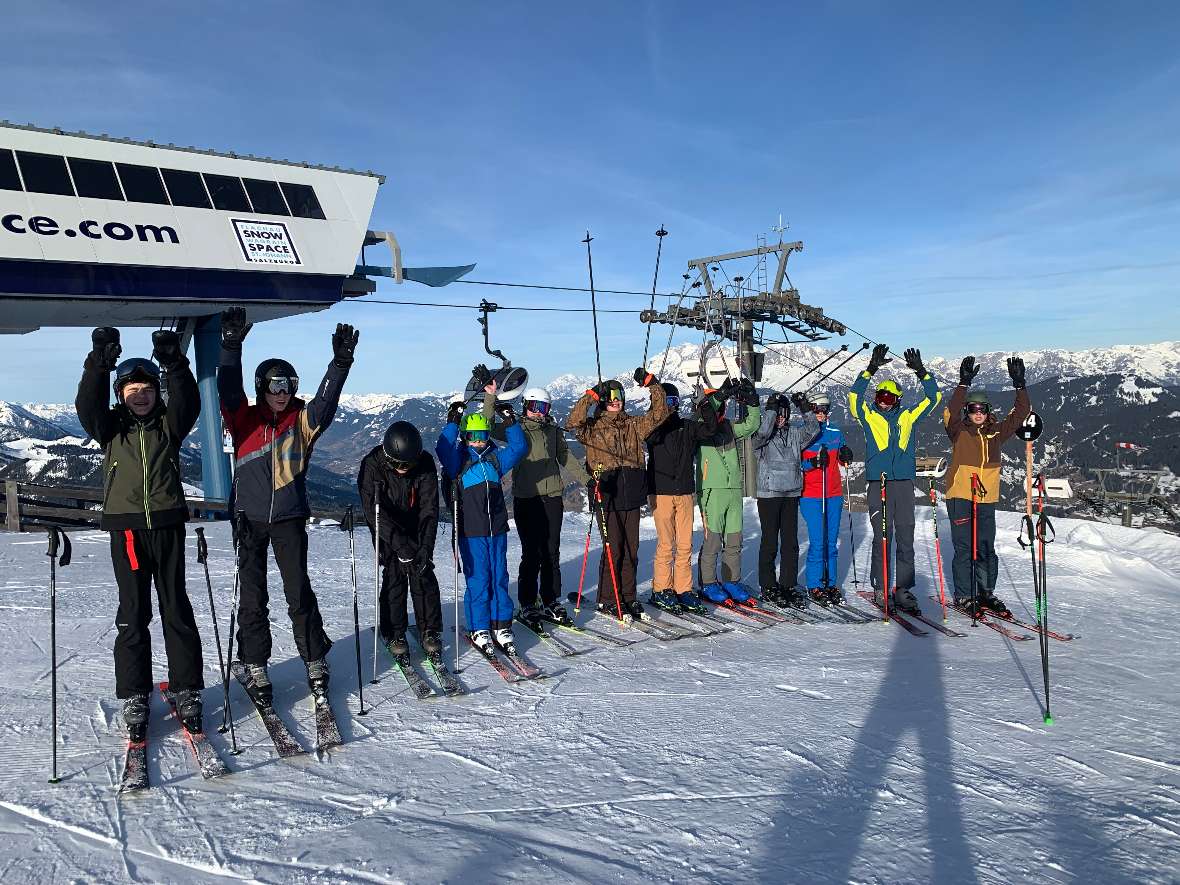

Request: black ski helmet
left=382, top=421, right=423, bottom=466
left=603, top=379, right=625, bottom=404
left=113, top=358, right=161, bottom=402
left=254, top=358, right=299, bottom=399
left=660, top=382, right=680, bottom=399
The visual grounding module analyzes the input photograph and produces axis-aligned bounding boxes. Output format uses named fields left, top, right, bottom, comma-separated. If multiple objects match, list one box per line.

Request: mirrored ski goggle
left=463, top=430, right=489, bottom=442
left=266, top=376, right=298, bottom=395
left=524, top=400, right=550, bottom=416
left=965, top=402, right=991, bottom=415
left=386, top=457, right=413, bottom=470
left=875, top=390, right=899, bottom=408
left=666, top=395, right=680, bottom=408
left=606, top=388, right=624, bottom=402
left=811, top=402, right=830, bottom=414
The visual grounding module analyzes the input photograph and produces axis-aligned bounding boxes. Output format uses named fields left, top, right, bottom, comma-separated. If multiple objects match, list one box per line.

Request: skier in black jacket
left=645, top=383, right=717, bottom=608
left=75, top=327, right=205, bottom=733
left=357, top=421, right=443, bottom=656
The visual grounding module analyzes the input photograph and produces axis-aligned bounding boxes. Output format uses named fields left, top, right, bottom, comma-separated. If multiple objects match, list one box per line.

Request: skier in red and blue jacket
left=798, top=393, right=855, bottom=606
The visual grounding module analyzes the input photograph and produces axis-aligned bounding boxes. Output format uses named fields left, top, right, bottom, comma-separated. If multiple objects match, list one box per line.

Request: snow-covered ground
left=0, top=504, right=1177, bottom=884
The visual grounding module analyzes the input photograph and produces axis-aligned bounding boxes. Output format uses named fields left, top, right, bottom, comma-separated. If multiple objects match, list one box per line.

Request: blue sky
left=3, top=1, right=1179, bottom=401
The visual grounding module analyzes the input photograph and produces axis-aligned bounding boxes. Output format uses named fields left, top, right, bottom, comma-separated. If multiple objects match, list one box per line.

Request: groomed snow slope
left=0, top=507, right=1177, bottom=884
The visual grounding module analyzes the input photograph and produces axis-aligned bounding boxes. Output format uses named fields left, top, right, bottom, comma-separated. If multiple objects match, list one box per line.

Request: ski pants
left=597, top=506, right=641, bottom=606
left=698, top=488, right=743, bottom=586
left=947, top=497, right=997, bottom=602
left=459, top=533, right=514, bottom=632
left=514, top=494, right=564, bottom=608
left=800, top=495, right=843, bottom=589
left=379, top=554, right=443, bottom=640
left=111, top=525, right=204, bottom=698
left=866, top=479, right=917, bottom=591
left=651, top=493, right=695, bottom=593
left=236, top=516, right=333, bottom=666
left=757, top=496, right=799, bottom=590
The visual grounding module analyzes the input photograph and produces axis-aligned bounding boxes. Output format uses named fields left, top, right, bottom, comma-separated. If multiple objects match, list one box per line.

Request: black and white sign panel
left=232, top=219, right=302, bottom=266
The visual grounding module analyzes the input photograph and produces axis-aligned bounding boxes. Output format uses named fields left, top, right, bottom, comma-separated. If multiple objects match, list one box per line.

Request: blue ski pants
left=459, top=533, right=514, bottom=632
left=800, top=496, right=843, bottom=588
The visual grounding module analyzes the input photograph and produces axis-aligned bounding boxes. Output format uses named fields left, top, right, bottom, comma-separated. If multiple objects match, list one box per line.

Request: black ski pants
left=379, top=555, right=443, bottom=639
left=597, top=506, right=641, bottom=606
left=866, top=479, right=917, bottom=591
left=111, top=525, right=204, bottom=698
left=235, top=516, right=332, bottom=666
left=514, top=494, right=564, bottom=608
left=757, top=496, right=800, bottom=590
left=947, top=498, right=998, bottom=602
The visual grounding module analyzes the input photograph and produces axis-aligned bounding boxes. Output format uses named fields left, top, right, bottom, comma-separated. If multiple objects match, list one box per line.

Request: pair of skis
left=119, top=683, right=231, bottom=794
left=932, top=595, right=1074, bottom=642
left=463, top=632, right=547, bottom=683
left=227, top=661, right=344, bottom=758
left=856, top=591, right=967, bottom=638
left=387, top=629, right=466, bottom=699
left=565, top=592, right=688, bottom=641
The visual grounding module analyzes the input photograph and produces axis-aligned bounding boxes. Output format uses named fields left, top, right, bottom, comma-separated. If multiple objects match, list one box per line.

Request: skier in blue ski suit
left=798, top=394, right=854, bottom=603
left=436, top=383, right=527, bottom=650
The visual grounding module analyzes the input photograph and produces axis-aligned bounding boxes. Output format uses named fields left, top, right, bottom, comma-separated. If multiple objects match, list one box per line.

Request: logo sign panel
left=231, top=219, right=301, bottom=266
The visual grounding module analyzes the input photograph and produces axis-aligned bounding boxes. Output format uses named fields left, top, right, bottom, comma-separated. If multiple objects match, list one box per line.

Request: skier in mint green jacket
left=696, top=378, right=761, bottom=590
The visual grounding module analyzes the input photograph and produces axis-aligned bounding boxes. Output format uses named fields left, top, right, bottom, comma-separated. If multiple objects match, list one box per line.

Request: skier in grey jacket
left=752, top=392, right=807, bottom=606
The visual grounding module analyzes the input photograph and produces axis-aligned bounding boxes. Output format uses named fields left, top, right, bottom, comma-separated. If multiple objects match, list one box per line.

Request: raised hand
left=1007, top=356, right=1026, bottom=389
left=332, top=323, right=360, bottom=366
left=90, top=327, right=122, bottom=371
left=151, top=330, right=184, bottom=370
left=903, top=347, right=926, bottom=378
left=220, top=308, right=251, bottom=351
left=959, top=356, right=979, bottom=387
left=867, top=343, right=891, bottom=374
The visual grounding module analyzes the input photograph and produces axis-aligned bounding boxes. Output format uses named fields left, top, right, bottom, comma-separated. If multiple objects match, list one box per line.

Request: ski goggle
left=666, top=395, right=680, bottom=409
left=266, top=376, right=298, bottom=396
left=606, top=388, right=624, bottom=403
left=524, top=400, right=550, bottom=416
left=965, top=402, right=991, bottom=415
left=811, top=402, right=830, bottom=414
left=874, top=390, right=900, bottom=408
left=386, top=456, right=413, bottom=470
left=463, top=430, right=489, bottom=443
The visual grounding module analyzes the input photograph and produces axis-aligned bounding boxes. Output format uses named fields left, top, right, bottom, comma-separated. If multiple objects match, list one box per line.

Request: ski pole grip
left=46, top=525, right=59, bottom=559
left=195, top=526, right=208, bottom=564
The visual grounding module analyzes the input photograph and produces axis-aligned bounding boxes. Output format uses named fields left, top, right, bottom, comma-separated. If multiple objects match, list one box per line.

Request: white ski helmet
left=523, top=388, right=551, bottom=405
left=809, top=393, right=832, bottom=410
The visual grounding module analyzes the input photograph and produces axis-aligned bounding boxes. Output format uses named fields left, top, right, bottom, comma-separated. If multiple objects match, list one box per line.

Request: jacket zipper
left=268, top=422, right=276, bottom=524
left=138, top=424, right=152, bottom=529
left=104, top=460, right=118, bottom=510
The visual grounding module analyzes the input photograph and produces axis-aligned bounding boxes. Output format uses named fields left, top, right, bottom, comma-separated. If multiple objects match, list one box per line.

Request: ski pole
left=640, top=226, right=668, bottom=368
left=929, top=481, right=948, bottom=622
left=343, top=506, right=366, bottom=716
left=372, top=481, right=382, bottom=684
left=879, top=473, right=889, bottom=622
left=452, top=477, right=462, bottom=673
left=1036, top=474, right=1055, bottom=724
left=820, top=445, right=830, bottom=589
left=221, top=514, right=245, bottom=734
left=970, top=473, right=985, bottom=627
left=573, top=506, right=594, bottom=614
left=46, top=526, right=70, bottom=784
left=592, top=467, right=626, bottom=625
left=802, top=342, right=871, bottom=396
left=195, top=527, right=239, bottom=754
left=844, top=468, right=860, bottom=586
left=583, top=231, right=603, bottom=385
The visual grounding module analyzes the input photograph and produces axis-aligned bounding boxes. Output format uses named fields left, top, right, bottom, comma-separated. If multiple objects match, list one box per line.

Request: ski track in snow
left=0, top=508, right=1178, bottom=883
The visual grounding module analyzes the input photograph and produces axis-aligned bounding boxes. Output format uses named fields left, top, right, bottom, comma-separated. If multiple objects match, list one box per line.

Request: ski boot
left=699, top=583, right=729, bottom=604
left=892, top=588, right=921, bottom=616
left=650, top=589, right=680, bottom=611
left=306, top=657, right=330, bottom=701
left=122, top=693, right=150, bottom=729
left=544, top=601, right=573, bottom=626
left=597, top=600, right=628, bottom=620
left=823, top=586, right=845, bottom=607
left=386, top=633, right=409, bottom=657
left=627, top=600, right=646, bottom=620
left=722, top=582, right=751, bottom=603
left=243, top=662, right=273, bottom=707
left=760, top=585, right=783, bottom=605
left=518, top=604, right=545, bottom=631
left=781, top=585, right=810, bottom=609
left=421, top=629, right=443, bottom=656
left=493, top=627, right=517, bottom=656
left=980, top=594, right=1011, bottom=618
left=173, top=688, right=203, bottom=733
left=469, top=629, right=495, bottom=656
left=677, top=590, right=708, bottom=613
left=808, top=587, right=831, bottom=607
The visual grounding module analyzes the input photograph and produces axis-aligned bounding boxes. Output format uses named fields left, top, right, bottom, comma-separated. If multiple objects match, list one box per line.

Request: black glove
left=332, top=323, right=360, bottom=367
left=589, top=382, right=609, bottom=401
left=790, top=391, right=808, bottom=412
left=472, top=363, right=494, bottom=389
left=809, top=450, right=830, bottom=469
left=904, top=348, right=926, bottom=378
left=220, top=307, right=251, bottom=351
left=867, top=343, right=891, bottom=374
left=767, top=393, right=789, bottom=415
left=89, top=327, right=122, bottom=371
left=959, top=356, right=980, bottom=387
left=446, top=402, right=464, bottom=426
left=633, top=367, right=655, bottom=387
left=151, top=330, right=184, bottom=371
left=838, top=444, right=854, bottom=465
left=1007, top=356, right=1026, bottom=389
left=495, top=402, right=516, bottom=425
left=586, top=480, right=601, bottom=511
left=737, top=378, right=759, bottom=407
left=718, top=378, right=738, bottom=400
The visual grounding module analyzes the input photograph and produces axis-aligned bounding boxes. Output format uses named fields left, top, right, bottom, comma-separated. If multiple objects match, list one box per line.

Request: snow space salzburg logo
left=232, top=219, right=302, bottom=266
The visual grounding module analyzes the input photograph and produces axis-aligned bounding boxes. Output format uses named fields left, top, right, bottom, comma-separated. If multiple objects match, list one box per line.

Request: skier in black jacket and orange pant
left=357, top=421, right=443, bottom=657
left=76, top=327, right=205, bottom=733
left=217, top=307, right=358, bottom=704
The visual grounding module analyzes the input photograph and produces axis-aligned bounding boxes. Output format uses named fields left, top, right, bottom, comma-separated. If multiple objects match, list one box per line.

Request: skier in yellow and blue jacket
left=847, top=344, right=942, bottom=614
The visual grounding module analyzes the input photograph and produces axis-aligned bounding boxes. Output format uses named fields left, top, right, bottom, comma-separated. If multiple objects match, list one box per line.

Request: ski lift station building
left=0, top=122, right=468, bottom=503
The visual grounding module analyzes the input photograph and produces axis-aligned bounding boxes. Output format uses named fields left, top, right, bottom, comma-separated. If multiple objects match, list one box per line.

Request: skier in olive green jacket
left=482, top=384, right=589, bottom=627
left=696, top=378, right=761, bottom=590
left=76, top=327, right=205, bottom=736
